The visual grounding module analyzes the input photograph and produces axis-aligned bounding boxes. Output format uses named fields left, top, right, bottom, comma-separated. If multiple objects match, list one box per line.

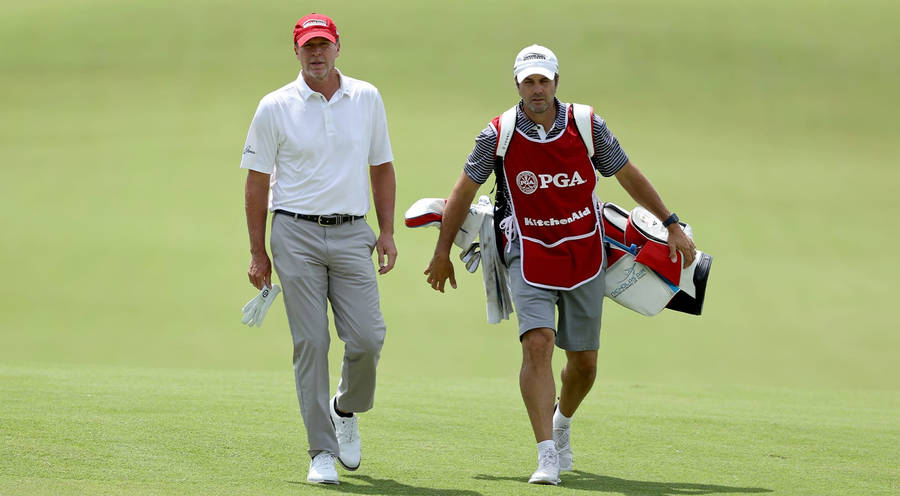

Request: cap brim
left=295, top=30, right=337, bottom=46
left=515, top=67, right=555, bottom=83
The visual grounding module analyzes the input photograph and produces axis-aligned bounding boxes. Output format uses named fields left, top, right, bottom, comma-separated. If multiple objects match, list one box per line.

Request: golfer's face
left=517, top=74, right=557, bottom=114
left=297, top=37, right=340, bottom=80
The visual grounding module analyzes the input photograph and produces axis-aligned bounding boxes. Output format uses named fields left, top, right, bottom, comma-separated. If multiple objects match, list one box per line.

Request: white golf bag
left=601, top=202, right=712, bottom=316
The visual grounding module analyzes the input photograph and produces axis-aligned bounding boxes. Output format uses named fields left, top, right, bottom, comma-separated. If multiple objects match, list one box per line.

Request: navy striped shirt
left=463, top=99, right=629, bottom=193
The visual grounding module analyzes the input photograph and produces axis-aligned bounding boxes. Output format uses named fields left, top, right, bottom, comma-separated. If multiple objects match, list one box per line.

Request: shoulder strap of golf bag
left=571, top=103, right=594, bottom=157
left=495, top=106, right=517, bottom=158
left=491, top=105, right=518, bottom=266
left=498, top=103, right=594, bottom=157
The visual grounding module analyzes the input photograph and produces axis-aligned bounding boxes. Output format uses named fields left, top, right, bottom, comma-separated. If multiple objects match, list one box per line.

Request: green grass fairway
left=2, top=365, right=897, bottom=496
left=1, top=0, right=897, bottom=389
left=1, top=0, right=899, bottom=494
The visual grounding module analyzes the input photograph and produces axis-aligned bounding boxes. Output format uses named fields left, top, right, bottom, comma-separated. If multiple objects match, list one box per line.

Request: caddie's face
left=516, top=74, right=558, bottom=115
left=296, top=37, right=340, bottom=80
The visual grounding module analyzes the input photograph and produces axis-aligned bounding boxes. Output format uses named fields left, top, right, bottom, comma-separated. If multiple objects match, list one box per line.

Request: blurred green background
left=2, top=0, right=898, bottom=391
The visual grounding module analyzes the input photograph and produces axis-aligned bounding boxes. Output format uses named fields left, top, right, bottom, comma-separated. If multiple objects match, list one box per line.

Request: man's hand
left=424, top=172, right=480, bottom=293
left=376, top=233, right=398, bottom=275
left=424, top=253, right=457, bottom=292
left=248, top=252, right=272, bottom=290
left=667, top=227, right=696, bottom=268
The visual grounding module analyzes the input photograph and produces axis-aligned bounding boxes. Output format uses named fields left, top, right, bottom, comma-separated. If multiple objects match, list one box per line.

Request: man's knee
left=346, top=325, right=385, bottom=357
left=570, top=362, right=597, bottom=381
left=566, top=352, right=598, bottom=379
left=293, top=333, right=330, bottom=362
left=521, top=328, right=555, bottom=363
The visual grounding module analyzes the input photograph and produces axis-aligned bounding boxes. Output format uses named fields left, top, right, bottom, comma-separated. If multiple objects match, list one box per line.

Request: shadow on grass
left=474, top=470, right=773, bottom=495
left=288, top=474, right=483, bottom=495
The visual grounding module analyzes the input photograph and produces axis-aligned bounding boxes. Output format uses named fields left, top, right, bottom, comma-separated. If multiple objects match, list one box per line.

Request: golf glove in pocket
left=241, top=284, right=281, bottom=327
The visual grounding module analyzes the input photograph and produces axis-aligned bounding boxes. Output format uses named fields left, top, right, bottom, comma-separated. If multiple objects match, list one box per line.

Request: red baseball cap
left=293, top=13, right=339, bottom=46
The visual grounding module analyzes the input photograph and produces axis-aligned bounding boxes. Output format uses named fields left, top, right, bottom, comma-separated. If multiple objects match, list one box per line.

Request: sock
left=333, top=397, right=353, bottom=418
left=553, top=407, right=572, bottom=428
left=537, top=439, right=555, bottom=452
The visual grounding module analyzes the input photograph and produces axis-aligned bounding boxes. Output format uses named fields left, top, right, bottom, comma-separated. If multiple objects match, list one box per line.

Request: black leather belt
left=274, top=210, right=363, bottom=226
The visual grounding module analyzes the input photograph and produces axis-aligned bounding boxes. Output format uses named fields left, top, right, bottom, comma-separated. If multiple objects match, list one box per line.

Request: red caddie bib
left=494, top=105, right=605, bottom=290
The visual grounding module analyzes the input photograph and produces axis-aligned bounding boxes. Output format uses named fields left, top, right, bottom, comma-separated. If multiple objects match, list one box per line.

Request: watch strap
left=663, top=212, right=679, bottom=228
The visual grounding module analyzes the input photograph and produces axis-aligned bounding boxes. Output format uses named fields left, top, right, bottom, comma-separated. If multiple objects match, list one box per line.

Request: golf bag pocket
left=604, top=248, right=678, bottom=317
left=633, top=240, right=681, bottom=286
left=601, top=202, right=628, bottom=243
left=600, top=202, right=630, bottom=266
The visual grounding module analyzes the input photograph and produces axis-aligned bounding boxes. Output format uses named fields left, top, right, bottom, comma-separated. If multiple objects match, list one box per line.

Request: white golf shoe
left=528, top=443, right=561, bottom=485
left=330, top=396, right=361, bottom=470
left=553, top=407, right=573, bottom=471
left=307, top=453, right=339, bottom=484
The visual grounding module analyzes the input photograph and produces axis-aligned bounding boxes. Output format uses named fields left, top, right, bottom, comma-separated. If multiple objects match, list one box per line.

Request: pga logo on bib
left=516, top=170, right=588, bottom=195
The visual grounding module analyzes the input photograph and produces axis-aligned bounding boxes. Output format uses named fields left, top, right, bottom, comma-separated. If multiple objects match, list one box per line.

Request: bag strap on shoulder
left=498, top=103, right=594, bottom=158
left=571, top=103, right=594, bottom=158
left=495, top=106, right=517, bottom=158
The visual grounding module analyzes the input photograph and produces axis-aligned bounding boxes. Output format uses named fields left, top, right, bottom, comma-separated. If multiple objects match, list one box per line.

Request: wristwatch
left=662, top=212, right=679, bottom=228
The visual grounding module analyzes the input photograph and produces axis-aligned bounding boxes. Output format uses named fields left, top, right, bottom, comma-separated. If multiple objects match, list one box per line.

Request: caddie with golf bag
left=424, top=44, right=697, bottom=485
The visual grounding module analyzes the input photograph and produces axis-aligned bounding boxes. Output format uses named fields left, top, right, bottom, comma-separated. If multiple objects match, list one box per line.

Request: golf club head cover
left=404, top=197, right=489, bottom=249
left=627, top=206, right=689, bottom=286
left=404, top=198, right=446, bottom=228
left=241, top=284, right=281, bottom=327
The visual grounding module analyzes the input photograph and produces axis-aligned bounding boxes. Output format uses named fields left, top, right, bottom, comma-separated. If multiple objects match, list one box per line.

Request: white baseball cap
left=513, top=45, right=559, bottom=83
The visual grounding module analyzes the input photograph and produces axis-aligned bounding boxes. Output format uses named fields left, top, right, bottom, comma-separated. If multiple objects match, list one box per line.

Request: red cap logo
left=293, top=13, right=339, bottom=46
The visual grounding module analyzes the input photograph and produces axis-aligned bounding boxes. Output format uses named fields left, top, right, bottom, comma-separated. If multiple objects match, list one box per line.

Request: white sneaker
left=330, top=396, right=361, bottom=470
left=307, top=453, right=339, bottom=484
left=528, top=445, right=561, bottom=485
left=553, top=407, right=573, bottom=471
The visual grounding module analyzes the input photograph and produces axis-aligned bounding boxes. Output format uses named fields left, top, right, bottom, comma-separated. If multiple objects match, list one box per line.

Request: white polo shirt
left=240, top=69, right=393, bottom=216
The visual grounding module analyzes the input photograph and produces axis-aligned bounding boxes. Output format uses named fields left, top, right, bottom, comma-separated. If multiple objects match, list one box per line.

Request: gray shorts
left=505, top=242, right=605, bottom=351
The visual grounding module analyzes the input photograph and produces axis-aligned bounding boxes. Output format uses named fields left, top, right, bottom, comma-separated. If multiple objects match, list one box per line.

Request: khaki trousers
left=270, top=213, right=386, bottom=457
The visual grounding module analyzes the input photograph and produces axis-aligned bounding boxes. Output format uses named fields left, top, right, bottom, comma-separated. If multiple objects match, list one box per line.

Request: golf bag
left=601, top=202, right=712, bottom=316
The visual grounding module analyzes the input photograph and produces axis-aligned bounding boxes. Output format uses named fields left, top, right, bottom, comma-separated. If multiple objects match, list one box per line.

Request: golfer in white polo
left=240, top=12, right=397, bottom=485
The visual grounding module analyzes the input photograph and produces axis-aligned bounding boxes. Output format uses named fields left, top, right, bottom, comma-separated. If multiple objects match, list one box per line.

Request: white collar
left=296, top=68, right=348, bottom=101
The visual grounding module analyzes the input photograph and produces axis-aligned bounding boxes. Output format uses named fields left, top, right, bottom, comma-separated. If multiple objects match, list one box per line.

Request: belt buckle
left=317, top=215, right=333, bottom=226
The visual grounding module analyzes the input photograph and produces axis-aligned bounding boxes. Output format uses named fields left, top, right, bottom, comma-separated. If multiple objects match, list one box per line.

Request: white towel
left=474, top=196, right=513, bottom=324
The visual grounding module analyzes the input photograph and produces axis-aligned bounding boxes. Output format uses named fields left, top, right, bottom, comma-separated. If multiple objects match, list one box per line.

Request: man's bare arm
left=424, top=172, right=481, bottom=292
